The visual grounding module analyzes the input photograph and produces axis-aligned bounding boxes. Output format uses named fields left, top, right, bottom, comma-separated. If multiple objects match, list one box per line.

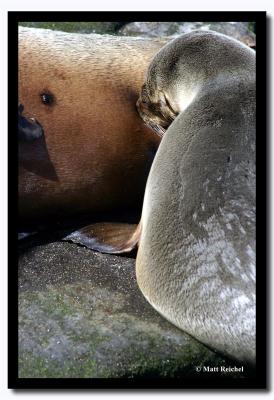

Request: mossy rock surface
left=19, top=21, right=255, bottom=48
left=119, top=21, right=255, bottom=47
left=18, top=241, right=252, bottom=379
left=18, top=22, right=126, bottom=35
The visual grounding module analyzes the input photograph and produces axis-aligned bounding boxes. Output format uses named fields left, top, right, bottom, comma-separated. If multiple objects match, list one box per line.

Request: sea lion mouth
left=144, top=120, right=166, bottom=138
left=18, top=103, right=58, bottom=181
left=18, top=104, right=44, bottom=142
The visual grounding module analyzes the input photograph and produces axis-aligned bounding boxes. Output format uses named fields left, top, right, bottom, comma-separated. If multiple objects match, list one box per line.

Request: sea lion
left=80, top=31, right=256, bottom=365
left=135, top=31, right=256, bottom=365
left=19, top=27, right=168, bottom=230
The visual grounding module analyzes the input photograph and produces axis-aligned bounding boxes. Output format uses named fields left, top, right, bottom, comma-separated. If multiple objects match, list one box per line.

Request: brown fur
left=19, top=27, right=168, bottom=226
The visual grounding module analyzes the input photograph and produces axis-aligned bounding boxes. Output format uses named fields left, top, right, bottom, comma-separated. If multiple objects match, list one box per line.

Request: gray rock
left=119, top=22, right=255, bottom=47
left=19, top=22, right=126, bottom=35
left=18, top=241, right=253, bottom=378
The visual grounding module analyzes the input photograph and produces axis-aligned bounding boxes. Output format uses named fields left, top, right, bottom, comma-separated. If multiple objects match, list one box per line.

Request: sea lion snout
left=136, top=97, right=166, bottom=137
left=18, top=103, right=44, bottom=142
left=137, top=84, right=177, bottom=137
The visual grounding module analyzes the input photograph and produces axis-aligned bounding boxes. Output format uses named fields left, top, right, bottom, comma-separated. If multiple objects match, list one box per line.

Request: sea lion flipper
left=63, top=222, right=141, bottom=254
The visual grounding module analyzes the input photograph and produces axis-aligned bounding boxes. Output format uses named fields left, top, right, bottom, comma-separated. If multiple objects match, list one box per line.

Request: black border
left=9, top=11, right=267, bottom=390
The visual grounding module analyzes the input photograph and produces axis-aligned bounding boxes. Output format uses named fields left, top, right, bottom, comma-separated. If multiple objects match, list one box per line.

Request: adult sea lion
left=19, top=27, right=167, bottom=230
left=81, top=31, right=255, bottom=365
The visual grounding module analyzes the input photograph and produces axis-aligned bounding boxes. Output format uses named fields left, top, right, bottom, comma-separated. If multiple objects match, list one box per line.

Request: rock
left=18, top=22, right=255, bottom=48
left=119, top=22, right=256, bottom=47
left=18, top=22, right=127, bottom=35
left=18, top=241, right=253, bottom=378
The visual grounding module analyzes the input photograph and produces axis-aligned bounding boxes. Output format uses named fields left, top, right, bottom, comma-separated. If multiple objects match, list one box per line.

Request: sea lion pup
left=19, top=27, right=168, bottom=231
left=87, top=31, right=256, bottom=364
left=135, top=31, right=256, bottom=365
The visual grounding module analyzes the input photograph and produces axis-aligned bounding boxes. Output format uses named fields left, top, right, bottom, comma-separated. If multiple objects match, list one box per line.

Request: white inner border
left=1, top=0, right=272, bottom=398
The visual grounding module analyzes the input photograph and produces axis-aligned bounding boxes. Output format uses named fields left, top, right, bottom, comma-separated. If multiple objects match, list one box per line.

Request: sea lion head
left=137, top=30, right=255, bottom=140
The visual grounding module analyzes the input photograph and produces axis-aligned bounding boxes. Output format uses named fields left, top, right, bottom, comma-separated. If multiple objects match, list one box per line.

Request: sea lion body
left=136, top=31, right=255, bottom=364
left=19, top=27, right=166, bottom=227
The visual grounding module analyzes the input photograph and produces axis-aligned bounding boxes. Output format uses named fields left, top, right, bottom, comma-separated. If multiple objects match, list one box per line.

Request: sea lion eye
left=40, top=92, right=54, bottom=105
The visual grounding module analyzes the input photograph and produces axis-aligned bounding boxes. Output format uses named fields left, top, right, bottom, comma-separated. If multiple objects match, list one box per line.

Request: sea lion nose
left=18, top=103, right=24, bottom=114
left=18, top=107, right=44, bottom=142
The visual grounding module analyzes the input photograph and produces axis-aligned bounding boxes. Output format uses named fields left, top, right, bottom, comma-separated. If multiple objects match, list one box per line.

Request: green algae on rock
left=18, top=242, right=252, bottom=379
